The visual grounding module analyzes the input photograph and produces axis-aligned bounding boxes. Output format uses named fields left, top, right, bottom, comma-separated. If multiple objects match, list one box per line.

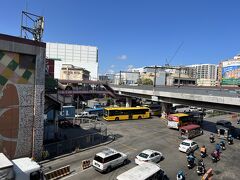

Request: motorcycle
left=197, top=165, right=205, bottom=175
left=176, top=171, right=185, bottom=180
left=220, top=141, right=226, bottom=150
left=211, top=152, right=219, bottom=163
left=187, top=156, right=195, bottom=169
left=209, top=135, right=215, bottom=143
left=227, top=136, right=233, bottom=145
left=200, top=151, right=207, bottom=158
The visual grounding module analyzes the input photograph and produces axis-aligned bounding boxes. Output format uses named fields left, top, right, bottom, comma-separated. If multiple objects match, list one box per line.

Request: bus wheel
left=138, top=116, right=142, bottom=119
left=115, top=117, right=119, bottom=121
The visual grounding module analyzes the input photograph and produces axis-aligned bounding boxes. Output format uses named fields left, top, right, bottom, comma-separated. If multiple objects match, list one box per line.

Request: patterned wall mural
left=0, top=51, right=35, bottom=159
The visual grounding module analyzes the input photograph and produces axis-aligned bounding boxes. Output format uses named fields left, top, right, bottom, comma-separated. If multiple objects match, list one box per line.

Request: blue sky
left=1, top=0, right=240, bottom=74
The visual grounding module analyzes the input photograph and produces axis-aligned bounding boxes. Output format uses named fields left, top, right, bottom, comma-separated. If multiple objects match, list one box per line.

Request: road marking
left=61, top=172, right=78, bottom=180
left=118, top=142, right=137, bottom=151
left=61, top=167, right=93, bottom=180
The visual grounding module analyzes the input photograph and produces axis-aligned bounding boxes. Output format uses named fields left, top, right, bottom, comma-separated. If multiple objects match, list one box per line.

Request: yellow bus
left=103, top=107, right=150, bottom=121
left=143, top=104, right=161, bottom=116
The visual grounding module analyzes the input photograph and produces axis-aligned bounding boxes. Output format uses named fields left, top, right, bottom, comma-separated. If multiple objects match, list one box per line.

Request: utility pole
left=119, top=71, right=122, bottom=85
left=154, top=65, right=157, bottom=87
left=178, top=67, right=181, bottom=87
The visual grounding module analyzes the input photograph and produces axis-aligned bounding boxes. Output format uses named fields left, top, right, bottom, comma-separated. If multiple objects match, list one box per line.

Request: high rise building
left=187, top=64, right=217, bottom=79
left=46, top=42, right=98, bottom=80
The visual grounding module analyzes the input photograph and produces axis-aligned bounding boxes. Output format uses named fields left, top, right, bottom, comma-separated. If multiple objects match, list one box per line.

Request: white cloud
left=110, top=64, right=115, bottom=68
left=117, top=54, right=127, bottom=60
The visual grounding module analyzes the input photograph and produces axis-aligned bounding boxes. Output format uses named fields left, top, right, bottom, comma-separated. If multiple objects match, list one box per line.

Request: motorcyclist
left=210, top=133, right=215, bottom=143
left=220, top=141, right=226, bottom=150
left=215, top=143, right=221, bottom=153
left=187, top=153, right=195, bottom=168
left=176, top=170, right=185, bottom=180
left=200, top=145, right=207, bottom=157
left=197, top=159, right=205, bottom=174
left=211, top=150, right=220, bottom=161
left=227, top=135, right=233, bottom=144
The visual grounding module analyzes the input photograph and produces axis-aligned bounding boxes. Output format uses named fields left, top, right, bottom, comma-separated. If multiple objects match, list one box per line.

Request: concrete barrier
left=202, top=168, right=213, bottom=180
left=82, top=159, right=91, bottom=170
left=44, top=165, right=70, bottom=180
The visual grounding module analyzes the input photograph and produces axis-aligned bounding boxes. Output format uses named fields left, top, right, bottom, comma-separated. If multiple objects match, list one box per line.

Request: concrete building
left=114, top=72, right=140, bottom=85
left=187, top=64, right=218, bottom=86
left=141, top=69, right=166, bottom=86
left=188, top=64, right=217, bottom=79
left=197, top=79, right=217, bottom=86
left=46, top=42, right=98, bottom=80
left=0, top=34, right=45, bottom=160
left=99, top=75, right=109, bottom=82
left=60, top=64, right=90, bottom=81
left=165, top=67, right=196, bottom=86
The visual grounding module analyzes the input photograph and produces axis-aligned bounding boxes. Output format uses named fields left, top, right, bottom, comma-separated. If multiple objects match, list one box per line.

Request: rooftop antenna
left=20, top=11, right=44, bottom=42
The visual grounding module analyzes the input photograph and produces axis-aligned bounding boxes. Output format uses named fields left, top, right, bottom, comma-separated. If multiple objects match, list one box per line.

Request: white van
left=116, top=162, right=165, bottom=180
left=93, top=148, right=128, bottom=173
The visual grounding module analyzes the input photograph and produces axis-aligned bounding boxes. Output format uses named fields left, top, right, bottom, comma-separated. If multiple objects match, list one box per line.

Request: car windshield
left=181, top=142, right=190, bottom=146
left=138, top=153, right=149, bottom=159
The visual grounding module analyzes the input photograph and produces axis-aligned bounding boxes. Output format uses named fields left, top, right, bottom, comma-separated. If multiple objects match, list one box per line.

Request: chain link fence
left=43, top=119, right=109, bottom=159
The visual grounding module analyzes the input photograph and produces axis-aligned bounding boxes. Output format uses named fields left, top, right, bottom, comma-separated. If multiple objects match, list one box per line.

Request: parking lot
left=42, top=114, right=240, bottom=180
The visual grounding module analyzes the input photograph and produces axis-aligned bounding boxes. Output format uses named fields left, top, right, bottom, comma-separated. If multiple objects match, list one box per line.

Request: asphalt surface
left=41, top=114, right=240, bottom=180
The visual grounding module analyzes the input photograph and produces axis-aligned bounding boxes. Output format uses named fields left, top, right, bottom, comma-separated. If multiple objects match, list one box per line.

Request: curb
left=39, top=135, right=115, bottom=165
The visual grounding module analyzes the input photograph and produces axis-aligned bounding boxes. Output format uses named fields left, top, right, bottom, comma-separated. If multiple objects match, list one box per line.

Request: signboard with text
left=222, top=60, right=240, bottom=85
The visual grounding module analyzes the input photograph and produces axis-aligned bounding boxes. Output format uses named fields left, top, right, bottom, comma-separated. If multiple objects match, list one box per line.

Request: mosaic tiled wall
left=0, top=49, right=45, bottom=160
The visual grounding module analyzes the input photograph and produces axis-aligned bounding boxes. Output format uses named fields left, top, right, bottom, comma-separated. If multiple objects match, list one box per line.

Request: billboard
left=222, top=60, right=240, bottom=85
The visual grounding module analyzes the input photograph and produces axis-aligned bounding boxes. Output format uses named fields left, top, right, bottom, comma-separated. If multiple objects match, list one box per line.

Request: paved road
left=42, top=114, right=240, bottom=180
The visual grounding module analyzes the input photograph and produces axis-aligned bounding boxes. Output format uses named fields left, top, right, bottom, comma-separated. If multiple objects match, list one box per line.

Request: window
left=104, top=154, right=120, bottom=163
left=138, top=153, right=149, bottom=159
left=150, top=153, right=155, bottom=158
left=94, top=155, right=104, bottom=163
left=30, top=171, right=41, bottom=180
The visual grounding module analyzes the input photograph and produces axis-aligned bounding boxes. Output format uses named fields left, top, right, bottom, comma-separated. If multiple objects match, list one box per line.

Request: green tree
left=142, top=78, right=153, bottom=85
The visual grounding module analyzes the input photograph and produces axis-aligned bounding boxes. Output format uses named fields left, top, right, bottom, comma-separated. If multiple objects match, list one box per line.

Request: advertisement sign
left=222, top=60, right=240, bottom=85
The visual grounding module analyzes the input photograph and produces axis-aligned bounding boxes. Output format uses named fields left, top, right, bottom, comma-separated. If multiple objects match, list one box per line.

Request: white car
left=135, top=149, right=163, bottom=165
left=179, top=139, right=198, bottom=153
left=93, top=148, right=128, bottom=173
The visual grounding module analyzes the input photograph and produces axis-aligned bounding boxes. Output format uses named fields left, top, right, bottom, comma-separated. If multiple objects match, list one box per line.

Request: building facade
left=188, top=64, right=217, bottom=79
left=46, top=42, right=98, bottom=80
left=114, top=72, right=140, bottom=85
left=187, top=64, right=217, bottom=86
left=0, top=34, right=45, bottom=160
left=60, top=64, right=90, bottom=81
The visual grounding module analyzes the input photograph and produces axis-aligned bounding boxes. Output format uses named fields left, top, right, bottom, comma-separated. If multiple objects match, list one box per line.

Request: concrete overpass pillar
left=126, top=97, right=132, bottom=107
left=161, top=102, right=172, bottom=118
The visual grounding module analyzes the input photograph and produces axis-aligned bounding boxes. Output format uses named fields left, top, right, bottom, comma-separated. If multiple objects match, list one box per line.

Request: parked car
left=179, top=139, right=198, bottom=153
left=135, top=149, right=163, bottom=165
left=92, top=148, right=128, bottom=173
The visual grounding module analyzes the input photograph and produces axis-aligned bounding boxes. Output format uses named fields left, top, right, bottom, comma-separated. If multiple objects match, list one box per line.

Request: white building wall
left=46, top=42, right=98, bottom=80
